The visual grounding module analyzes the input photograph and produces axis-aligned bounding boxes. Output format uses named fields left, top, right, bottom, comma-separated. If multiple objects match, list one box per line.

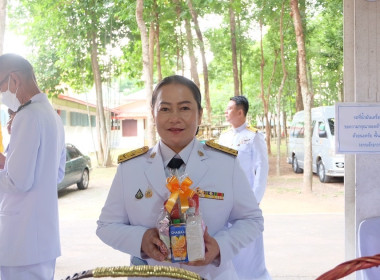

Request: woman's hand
left=187, top=227, right=220, bottom=266
left=141, top=228, right=169, bottom=262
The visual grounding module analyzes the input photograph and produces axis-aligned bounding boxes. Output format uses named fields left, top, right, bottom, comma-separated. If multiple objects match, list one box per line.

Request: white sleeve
left=0, top=112, right=39, bottom=193
left=96, top=164, right=148, bottom=258
left=252, top=133, right=269, bottom=203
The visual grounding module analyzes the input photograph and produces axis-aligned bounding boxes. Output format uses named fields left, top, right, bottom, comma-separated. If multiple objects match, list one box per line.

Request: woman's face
left=153, top=83, right=202, bottom=154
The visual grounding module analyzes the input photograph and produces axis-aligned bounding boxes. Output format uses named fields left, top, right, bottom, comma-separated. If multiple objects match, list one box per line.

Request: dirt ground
left=260, top=153, right=344, bottom=214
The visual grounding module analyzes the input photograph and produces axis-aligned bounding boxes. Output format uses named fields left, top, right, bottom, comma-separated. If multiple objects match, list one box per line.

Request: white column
left=344, top=1, right=380, bottom=279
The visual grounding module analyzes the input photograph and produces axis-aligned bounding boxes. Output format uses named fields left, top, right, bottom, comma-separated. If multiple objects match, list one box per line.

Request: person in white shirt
left=219, top=95, right=271, bottom=280
left=0, top=53, right=66, bottom=280
left=97, top=75, right=264, bottom=280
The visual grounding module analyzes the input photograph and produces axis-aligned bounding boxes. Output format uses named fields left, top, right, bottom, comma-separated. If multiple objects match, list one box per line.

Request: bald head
left=0, top=53, right=34, bottom=79
left=0, top=53, right=40, bottom=104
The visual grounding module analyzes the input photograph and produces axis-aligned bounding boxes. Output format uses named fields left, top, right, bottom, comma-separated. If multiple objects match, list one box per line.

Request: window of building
left=70, top=112, right=96, bottom=127
left=122, top=119, right=137, bottom=137
left=57, top=110, right=67, bottom=125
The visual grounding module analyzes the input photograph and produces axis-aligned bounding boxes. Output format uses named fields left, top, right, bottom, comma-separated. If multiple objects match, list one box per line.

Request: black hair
left=151, top=75, right=202, bottom=111
left=230, top=95, right=249, bottom=116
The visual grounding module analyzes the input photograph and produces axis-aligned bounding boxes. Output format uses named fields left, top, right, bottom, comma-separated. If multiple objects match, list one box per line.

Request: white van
left=287, top=106, right=344, bottom=182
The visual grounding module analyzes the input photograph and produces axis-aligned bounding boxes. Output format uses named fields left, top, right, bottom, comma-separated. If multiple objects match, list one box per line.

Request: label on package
left=169, top=224, right=188, bottom=263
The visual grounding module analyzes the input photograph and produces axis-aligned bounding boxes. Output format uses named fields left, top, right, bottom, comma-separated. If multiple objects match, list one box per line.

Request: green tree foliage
left=10, top=0, right=130, bottom=94
left=7, top=0, right=343, bottom=132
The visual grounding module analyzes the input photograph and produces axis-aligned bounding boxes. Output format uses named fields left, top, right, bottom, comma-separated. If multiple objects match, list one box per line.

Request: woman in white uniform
left=96, top=75, right=264, bottom=280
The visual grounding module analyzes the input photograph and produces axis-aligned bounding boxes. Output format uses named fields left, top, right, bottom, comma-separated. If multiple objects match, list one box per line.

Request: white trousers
left=0, top=259, right=56, bottom=280
left=233, top=233, right=272, bottom=280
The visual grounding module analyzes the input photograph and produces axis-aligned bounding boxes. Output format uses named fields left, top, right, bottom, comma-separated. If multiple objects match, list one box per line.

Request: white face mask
left=0, top=76, right=21, bottom=112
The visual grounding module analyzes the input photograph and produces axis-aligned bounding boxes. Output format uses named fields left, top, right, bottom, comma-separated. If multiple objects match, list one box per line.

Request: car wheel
left=317, top=161, right=332, bottom=183
left=77, top=169, right=89, bottom=190
left=292, top=156, right=303, bottom=173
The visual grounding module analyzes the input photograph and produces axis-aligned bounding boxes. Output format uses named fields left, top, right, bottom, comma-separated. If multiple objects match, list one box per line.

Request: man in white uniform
left=0, top=54, right=66, bottom=280
left=219, top=95, right=271, bottom=280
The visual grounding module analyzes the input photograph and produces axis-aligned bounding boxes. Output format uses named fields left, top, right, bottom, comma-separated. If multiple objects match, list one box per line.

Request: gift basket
left=157, top=174, right=205, bottom=263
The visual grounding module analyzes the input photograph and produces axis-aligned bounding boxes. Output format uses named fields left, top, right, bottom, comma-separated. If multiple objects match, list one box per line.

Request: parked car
left=58, top=144, right=92, bottom=191
left=287, top=106, right=344, bottom=183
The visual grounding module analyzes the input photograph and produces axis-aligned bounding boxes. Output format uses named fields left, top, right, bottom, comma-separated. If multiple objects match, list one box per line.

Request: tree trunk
left=0, top=0, right=6, bottom=55
left=154, top=0, right=162, bottom=82
left=229, top=0, right=239, bottom=96
left=185, top=18, right=200, bottom=88
left=276, top=1, right=288, bottom=176
left=259, top=20, right=271, bottom=155
left=290, top=0, right=313, bottom=192
left=187, top=0, right=211, bottom=124
left=136, top=0, right=155, bottom=147
left=173, top=1, right=185, bottom=76
left=149, top=22, right=155, bottom=83
left=90, top=33, right=112, bottom=167
left=307, top=62, right=314, bottom=106
left=295, top=53, right=303, bottom=112
left=237, top=14, right=243, bottom=95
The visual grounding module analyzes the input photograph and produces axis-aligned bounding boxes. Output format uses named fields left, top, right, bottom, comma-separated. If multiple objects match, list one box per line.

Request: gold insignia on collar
left=118, top=146, right=149, bottom=164
left=205, top=140, right=238, bottom=156
left=198, top=150, right=204, bottom=156
left=135, top=189, right=144, bottom=199
left=150, top=152, right=156, bottom=158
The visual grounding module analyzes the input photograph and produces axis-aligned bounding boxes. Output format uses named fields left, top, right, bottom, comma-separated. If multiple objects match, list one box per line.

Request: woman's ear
left=198, top=108, right=203, bottom=125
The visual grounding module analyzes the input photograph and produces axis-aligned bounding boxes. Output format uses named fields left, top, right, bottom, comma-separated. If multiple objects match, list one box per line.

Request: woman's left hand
left=187, top=227, right=220, bottom=266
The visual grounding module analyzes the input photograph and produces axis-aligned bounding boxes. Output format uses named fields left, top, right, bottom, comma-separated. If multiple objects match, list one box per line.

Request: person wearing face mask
left=0, top=53, right=66, bottom=280
left=96, top=75, right=264, bottom=280
left=0, top=78, right=21, bottom=112
left=0, top=81, right=21, bottom=155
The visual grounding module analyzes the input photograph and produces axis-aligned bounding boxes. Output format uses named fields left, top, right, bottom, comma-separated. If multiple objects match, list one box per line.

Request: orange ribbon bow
left=165, top=176, right=195, bottom=214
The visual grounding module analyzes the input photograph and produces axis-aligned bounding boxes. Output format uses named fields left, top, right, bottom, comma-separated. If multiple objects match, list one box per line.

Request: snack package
left=186, top=214, right=205, bottom=261
left=170, top=223, right=188, bottom=262
left=156, top=210, right=171, bottom=260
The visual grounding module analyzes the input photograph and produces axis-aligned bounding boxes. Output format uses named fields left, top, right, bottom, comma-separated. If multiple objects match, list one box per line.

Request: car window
left=328, top=118, right=335, bottom=135
left=67, top=146, right=81, bottom=159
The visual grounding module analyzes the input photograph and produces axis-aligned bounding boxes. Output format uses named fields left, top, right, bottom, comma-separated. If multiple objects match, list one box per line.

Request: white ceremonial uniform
left=219, top=123, right=271, bottom=280
left=97, top=138, right=264, bottom=280
left=0, top=93, right=65, bottom=278
left=219, top=123, right=268, bottom=202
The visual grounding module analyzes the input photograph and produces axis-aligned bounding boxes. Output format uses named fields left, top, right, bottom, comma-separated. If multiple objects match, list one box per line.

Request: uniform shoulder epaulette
left=118, top=146, right=149, bottom=164
left=205, top=140, right=238, bottom=156
left=247, top=126, right=258, bottom=133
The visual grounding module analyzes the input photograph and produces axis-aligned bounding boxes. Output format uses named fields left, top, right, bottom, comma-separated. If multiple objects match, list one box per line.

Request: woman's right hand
left=141, top=228, right=169, bottom=262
